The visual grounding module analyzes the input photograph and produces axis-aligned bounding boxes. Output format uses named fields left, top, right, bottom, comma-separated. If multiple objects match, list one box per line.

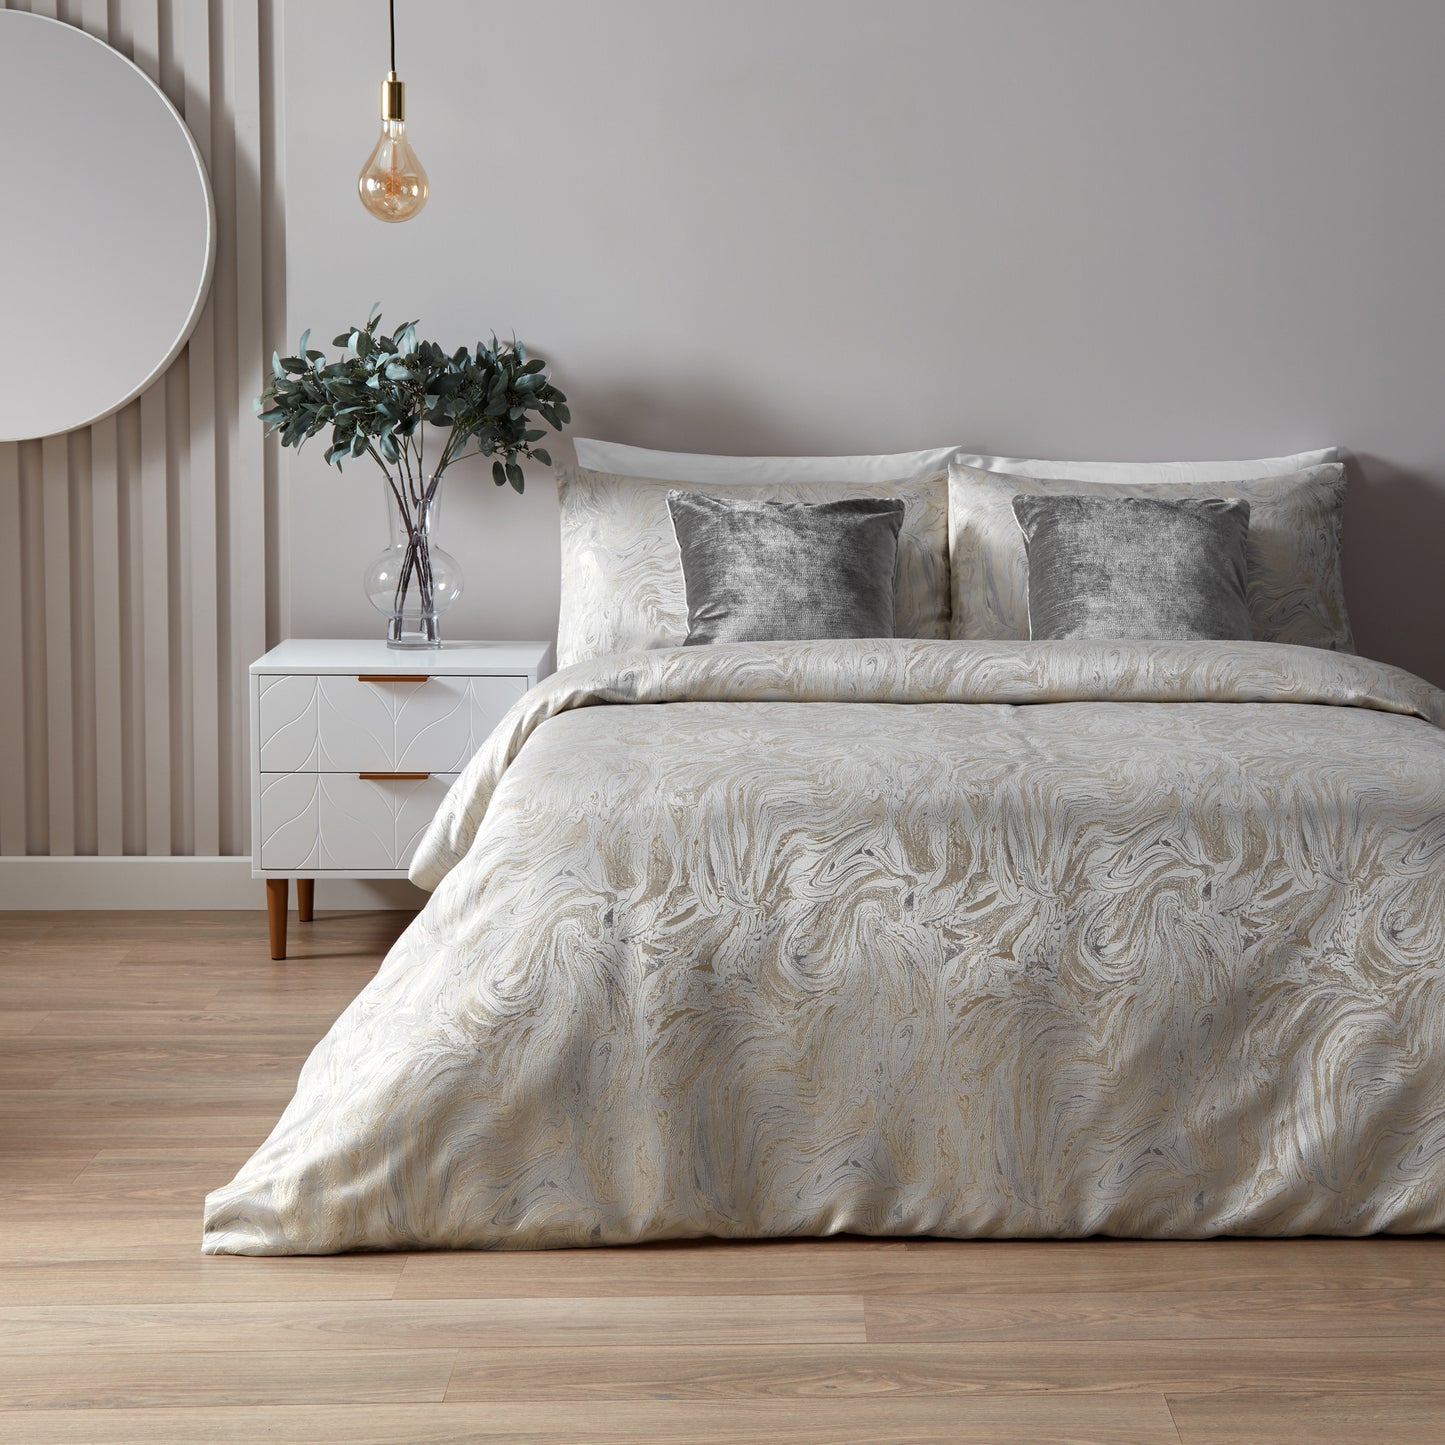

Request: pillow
left=668, top=492, right=904, bottom=646
left=949, top=462, right=1352, bottom=651
left=955, top=446, right=1339, bottom=484
left=558, top=467, right=949, bottom=667
left=1012, top=495, right=1252, bottom=642
left=573, top=438, right=959, bottom=485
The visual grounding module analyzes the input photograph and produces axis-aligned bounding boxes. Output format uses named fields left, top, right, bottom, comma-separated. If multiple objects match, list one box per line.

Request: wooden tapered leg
left=296, top=878, right=314, bottom=923
left=266, top=878, right=288, bottom=960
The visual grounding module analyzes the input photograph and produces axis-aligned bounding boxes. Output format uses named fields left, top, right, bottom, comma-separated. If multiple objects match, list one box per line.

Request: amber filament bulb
left=358, top=71, right=428, bottom=223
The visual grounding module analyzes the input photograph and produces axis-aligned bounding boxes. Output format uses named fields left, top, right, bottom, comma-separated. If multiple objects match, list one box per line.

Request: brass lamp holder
left=381, top=70, right=405, bottom=123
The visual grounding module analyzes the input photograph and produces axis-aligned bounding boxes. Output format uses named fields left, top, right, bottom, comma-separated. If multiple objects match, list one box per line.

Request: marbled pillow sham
left=1013, top=494, right=1253, bottom=642
left=949, top=461, right=1352, bottom=650
left=557, top=466, right=949, bottom=667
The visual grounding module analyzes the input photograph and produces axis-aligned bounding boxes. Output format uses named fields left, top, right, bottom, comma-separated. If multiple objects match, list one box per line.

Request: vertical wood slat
left=159, top=0, right=192, bottom=856
left=17, top=440, right=47, bottom=855
left=41, top=435, right=74, bottom=855
left=1, top=0, right=280, bottom=862
left=127, top=1, right=174, bottom=857
left=184, top=0, right=220, bottom=856
left=68, top=428, right=98, bottom=855
left=76, top=0, right=119, bottom=860
left=117, top=401, right=146, bottom=856
left=227, top=0, right=269, bottom=856
left=258, top=0, right=286, bottom=657
left=89, top=419, right=125, bottom=855
left=0, top=444, right=24, bottom=855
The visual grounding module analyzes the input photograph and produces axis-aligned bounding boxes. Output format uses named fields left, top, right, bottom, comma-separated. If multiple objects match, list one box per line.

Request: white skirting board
left=0, top=858, right=428, bottom=911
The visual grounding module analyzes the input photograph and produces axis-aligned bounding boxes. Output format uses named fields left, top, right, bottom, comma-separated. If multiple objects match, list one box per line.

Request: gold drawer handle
left=358, top=771, right=431, bottom=781
left=357, top=674, right=430, bottom=683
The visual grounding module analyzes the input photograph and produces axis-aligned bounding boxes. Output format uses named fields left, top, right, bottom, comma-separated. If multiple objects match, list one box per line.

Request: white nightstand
left=250, top=639, right=553, bottom=958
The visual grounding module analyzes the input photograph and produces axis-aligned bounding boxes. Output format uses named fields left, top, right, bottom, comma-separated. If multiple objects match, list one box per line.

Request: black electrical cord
left=389, top=0, right=396, bottom=74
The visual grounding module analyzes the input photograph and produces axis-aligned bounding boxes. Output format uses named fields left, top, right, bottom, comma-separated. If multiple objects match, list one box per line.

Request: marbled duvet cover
left=203, top=639, right=1445, bottom=1254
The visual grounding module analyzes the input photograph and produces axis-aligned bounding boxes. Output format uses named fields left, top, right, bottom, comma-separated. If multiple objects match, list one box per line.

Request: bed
left=203, top=634, right=1445, bottom=1254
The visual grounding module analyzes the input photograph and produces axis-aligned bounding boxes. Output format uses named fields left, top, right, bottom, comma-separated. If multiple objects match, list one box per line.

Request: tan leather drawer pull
left=356, top=674, right=430, bottom=683
left=358, top=771, right=431, bottom=781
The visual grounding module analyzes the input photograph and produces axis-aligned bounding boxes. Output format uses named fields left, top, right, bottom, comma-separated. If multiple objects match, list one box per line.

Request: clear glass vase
left=363, top=477, right=463, bottom=648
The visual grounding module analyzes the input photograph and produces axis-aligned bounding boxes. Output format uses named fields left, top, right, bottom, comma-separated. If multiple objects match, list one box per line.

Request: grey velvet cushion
left=1011, top=494, right=1253, bottom=642
left=667, top=491, right=905, bottom=645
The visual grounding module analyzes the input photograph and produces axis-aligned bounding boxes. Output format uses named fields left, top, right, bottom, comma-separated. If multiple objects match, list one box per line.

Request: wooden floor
left=2, top=912, right=1444, bottom=1444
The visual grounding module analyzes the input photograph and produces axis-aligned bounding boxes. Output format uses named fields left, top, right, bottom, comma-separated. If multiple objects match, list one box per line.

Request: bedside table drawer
left=258, top=772, right=460, bottom=872
left=258, top=674, right=527, bottom=773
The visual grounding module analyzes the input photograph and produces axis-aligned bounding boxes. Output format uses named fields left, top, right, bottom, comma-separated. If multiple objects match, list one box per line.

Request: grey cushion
left=667, top=491, right=905, bottom=646
left=1011, top=494, right=1253, bottom=642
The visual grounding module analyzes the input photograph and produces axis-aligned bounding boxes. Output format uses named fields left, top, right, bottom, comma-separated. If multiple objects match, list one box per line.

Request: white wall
left=283, top=0, right=1445, bottom=685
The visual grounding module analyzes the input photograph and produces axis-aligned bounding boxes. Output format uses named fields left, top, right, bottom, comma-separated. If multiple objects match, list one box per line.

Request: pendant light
left=358, top=0, right=429, bottom=223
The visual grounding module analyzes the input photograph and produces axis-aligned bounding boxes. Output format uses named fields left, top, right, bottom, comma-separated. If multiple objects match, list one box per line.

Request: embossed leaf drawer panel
left=258, top=674, right=527, bottom=773
left=258, top=773, right=461, bottom=872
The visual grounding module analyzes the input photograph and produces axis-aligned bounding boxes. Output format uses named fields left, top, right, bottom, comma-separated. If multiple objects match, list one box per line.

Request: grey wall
left=285, top=0, right=1445, bottom=684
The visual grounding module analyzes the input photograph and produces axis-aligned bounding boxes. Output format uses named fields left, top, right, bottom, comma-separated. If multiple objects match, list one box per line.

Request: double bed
left=203, top=633, right=1445, bottom=1253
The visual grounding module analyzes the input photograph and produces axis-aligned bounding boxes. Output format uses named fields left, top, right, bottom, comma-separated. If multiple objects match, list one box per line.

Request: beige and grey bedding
left=204, top=638, right=1445, bottom=1254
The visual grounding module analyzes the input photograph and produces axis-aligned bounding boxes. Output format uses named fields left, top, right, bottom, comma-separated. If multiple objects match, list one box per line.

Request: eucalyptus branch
left=366, top=442, right=413, bottom=533
left=255, top=312, right=569, bottom=501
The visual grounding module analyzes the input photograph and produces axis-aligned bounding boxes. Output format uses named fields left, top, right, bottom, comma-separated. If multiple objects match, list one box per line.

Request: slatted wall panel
left=0, top=0, right=284, bottom=858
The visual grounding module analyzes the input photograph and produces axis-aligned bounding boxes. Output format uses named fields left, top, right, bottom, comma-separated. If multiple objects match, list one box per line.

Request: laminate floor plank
left=395, top=1237, right=1445, bottom=1299
left=864, top=1287, right=1445, bottom=1341
left=31, top=1060, right=310, bottom=1091
left=0, top=1041, right=328, bottom=1095
left=0, top=1349, right=456, bottom=1409
left=0, top=984, right=227, bottom=1011
left=0, top=1395, right=1184, bottom=1444
left=0, top=1009, right=46, bottom=1034
left=72, top=1148, right=271, bottom=1189
left=0, top=1295, right=867, bottom=1353
left=396, top=1239, right=919, bottom=1299
left=1, top=1180, right=234, bottom=1213
left=0, top=1129, right=276, bottom=1159
left=0, top=1151, right=98, bottom=1187
left=0, top=1184, right=220, bottom=1219
left=1167, top=1390, right=1445, bottom=1443
left=0, top=915, right=57, bottom=940
left=205, top=984, right=375, bottom=1007
left=900, top=1237, right=1445, bottom=1293
left=0, top=1256, right=407, bottom=1305
left=0, top=945, right=133, bottom=970
left=28, top=1008, right=346, bottom=1037
left=0, top=1089, right=296, bottom=1121
left=443, top=1338, right=1445, bottom=1401
left=1, top=1213, right=209, bottom=1262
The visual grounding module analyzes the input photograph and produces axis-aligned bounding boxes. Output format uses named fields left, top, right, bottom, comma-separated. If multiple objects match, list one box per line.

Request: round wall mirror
left=0, top=13, right=215, bottom=442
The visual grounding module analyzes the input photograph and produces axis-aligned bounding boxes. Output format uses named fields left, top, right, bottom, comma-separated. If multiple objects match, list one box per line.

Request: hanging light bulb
left=358, top=0, right=428, bottom=223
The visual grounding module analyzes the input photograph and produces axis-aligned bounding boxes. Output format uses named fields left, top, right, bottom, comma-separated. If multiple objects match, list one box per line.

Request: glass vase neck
left=386, top=475, right=441, bottom=544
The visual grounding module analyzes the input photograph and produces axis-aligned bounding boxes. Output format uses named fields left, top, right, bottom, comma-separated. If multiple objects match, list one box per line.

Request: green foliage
left=254, top=310, right=569, bottom=494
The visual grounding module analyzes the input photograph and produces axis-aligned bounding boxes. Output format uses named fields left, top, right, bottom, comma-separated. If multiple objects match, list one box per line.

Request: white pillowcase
left=573, top=438, right=959, bottom=485
left=953, top=447, right=1340, bottom=484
